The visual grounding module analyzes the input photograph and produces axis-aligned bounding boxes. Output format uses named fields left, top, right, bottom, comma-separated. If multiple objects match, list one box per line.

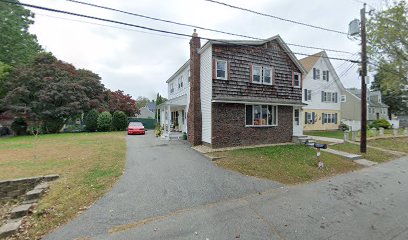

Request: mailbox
left=314, top=143, right=327, bottom=149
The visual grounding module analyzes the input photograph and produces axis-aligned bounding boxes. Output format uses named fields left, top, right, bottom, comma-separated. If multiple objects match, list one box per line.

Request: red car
left=127, top=122, right=145, bottom=135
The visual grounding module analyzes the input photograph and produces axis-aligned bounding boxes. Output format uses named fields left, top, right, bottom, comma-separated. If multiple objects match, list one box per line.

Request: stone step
left=25, top=188, right=44, bottom=201
left=10, top=203, right=33, bottom=219
left=322, top=148, right=362, bottom=160
left=0, top=218, right=22, bottom=238
left=43, top=174, right=59, bottom=182
left=34, top=182, right=49, bottom=190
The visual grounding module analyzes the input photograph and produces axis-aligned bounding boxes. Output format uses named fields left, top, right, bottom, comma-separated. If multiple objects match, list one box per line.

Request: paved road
left=45, top=131, right=281, bottom=240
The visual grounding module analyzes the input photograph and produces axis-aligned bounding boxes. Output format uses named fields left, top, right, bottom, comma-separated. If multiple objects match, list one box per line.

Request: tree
left=2, top=53, right=89, bottom=133
left=84, top=109, right=99, bottom=132
left=97, top=111, right=112, bottom=132
left=136, top=96, right=150, bottom=109
left=367, top=1, right=408, bottom=115
left=76, top=69, right=106, bottom=111
left=106, top=90, right=139, bottom=116
left=0, top=0, right=42, bottom=66
left=111, top=111, right=128, bottom=131
left=0, top=62, right=11, bottom=104
left=155, top=93, right=167, bottom=119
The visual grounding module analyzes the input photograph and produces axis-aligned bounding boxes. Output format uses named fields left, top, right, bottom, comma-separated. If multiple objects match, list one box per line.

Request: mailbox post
left=314, top=143, right=328, bottom=169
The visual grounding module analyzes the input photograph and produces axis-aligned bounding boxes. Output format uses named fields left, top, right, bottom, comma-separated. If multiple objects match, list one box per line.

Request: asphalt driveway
left=45, top=131, right=281, bottom=239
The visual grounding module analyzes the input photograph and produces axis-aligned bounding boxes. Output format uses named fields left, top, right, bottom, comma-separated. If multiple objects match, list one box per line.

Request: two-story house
left=299, top=51, right=345, bottom=131
left=159, top=30, right=306, bottom=148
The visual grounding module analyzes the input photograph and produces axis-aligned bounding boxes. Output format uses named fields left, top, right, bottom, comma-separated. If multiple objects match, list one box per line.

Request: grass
left=305, top=130, right=344, bottom=139
left=0, top=132, right=126, bottom=239
left=211, top=144, right=361, bottom=185
left=330, top=143, right=397, bottom=163
left=368, top=137, right=408, bottom=153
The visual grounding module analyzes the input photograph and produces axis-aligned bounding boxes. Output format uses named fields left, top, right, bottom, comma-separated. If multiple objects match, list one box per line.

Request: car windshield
left=129, top=122, right=143, bottom=127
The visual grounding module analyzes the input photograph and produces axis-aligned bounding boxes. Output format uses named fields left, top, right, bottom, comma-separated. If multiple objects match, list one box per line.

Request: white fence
left=342, top=119, right=400, bottom=130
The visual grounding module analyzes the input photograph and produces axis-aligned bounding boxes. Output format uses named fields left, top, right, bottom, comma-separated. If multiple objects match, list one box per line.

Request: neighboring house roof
left=135, top=106, right=155, bottom=118
left=146, top=102, right=156, bottom=112
left=345, top=88, right=389, bottom=108
left=201, top=35, right=307, bottom=75
left=299, top=51, right=324, bottom=72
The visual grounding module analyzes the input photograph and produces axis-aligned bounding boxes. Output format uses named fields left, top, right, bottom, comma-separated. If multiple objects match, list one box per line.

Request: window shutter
left=322, top=113, right=325, bottom=124
left=327, top=71, right=330, bottom=81
left=305, top=112, right=308, bottom=124
left=304, top=89, right=307, bottom=101
left=335, top=113, right=338, bottom=124
left=335, top=92, right=338, bottom=103
left=292, top=71, right=294, bottom=87
left=212, top=59, right=216, bottom=79
left=313, top=68, right=316, bottom=80
left=249, top=64, right=253, bottom=82
left=321, top=91, right=324, bottom=102
left=312, top=112, right=316, bottom=124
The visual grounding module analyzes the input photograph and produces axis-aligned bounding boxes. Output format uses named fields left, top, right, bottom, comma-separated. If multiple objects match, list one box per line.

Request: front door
left=293, top=108, right=303, bottom=136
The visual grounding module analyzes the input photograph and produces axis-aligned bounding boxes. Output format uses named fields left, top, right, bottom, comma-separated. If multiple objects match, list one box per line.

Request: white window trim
left=216, top=60, right=228, bottom=80
left=252, top=65, right=262, bottom=84
left=306, top=90, right=312, bottom=101
left=170, top=82, right=174, bottom=94
left=340, top=95, right=346, bottom=102
left=263, top=67, right=273, bottom=86
left=314, top=68, right=321, bottom=80
left=245, top=104, right=278, bottom=127
left=293, top=72, right=301, bottom=88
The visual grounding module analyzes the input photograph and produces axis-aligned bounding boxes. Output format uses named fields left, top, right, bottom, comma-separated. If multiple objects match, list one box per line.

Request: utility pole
left=360, top=3, right=367, bottom=153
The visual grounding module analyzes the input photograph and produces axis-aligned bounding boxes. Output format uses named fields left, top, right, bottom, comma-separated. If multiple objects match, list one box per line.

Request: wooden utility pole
left=360, top=3, right=367, bottom=153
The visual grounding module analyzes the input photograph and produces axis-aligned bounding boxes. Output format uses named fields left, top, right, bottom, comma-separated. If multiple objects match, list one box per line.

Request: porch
left=157, top=95, right=188, bottom=140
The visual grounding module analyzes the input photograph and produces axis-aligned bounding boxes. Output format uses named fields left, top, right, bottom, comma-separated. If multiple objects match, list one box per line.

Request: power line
left=0, top=0, right=358, bottom=63
left=203, top=0, right=349, bottom=36
left=35, top=13, right=189, bottom=40
left=65, top=0, right=353, bottom=54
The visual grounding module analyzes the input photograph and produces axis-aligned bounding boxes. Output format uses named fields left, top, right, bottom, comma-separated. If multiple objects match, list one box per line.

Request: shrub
left=0, top=126, right=10, bottom=136
left=339, top=122, right=350, bottom=131
left=84, top=109, right=99, bottom=132
left=97, top=111, right=112, bottom=132
left=111, top=111, right=128, bottom=131
left=155, top=123, right=162, bottom=137
left=42, top=118, right=64, bottom=133
left=369, top=118, right=391, bottom=129
left=11, top=117, right=27, bottom=135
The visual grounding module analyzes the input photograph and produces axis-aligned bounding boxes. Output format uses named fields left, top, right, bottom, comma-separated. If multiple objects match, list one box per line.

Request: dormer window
left=322, top=70, right=329, bottom=81
left=313, top=68, right=320, bottom=80
left=216, top=60, right=227, bottom=80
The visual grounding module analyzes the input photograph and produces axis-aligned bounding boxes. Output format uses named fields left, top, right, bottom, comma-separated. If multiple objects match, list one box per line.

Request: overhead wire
left=65, top=0, right=354, bottom=54
left=0, top=0, right=359, bottom=63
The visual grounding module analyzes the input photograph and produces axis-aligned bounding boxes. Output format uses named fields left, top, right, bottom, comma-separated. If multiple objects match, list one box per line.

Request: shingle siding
left=212, top=41, right=302, bottom=102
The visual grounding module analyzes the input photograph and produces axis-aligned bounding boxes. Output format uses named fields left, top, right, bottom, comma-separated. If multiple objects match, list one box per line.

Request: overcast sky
left=21, top=0, right=384, bottom=100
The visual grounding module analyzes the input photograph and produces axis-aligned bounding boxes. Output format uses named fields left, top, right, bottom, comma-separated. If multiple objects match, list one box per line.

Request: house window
left=305, top=112, right=315, bottom=124
left=340, top=95, right=346, bottom=102
left=293, top=72, right=301, bottom=88
left=216, top=60, right=227, bottom=80
left=170, top=83, right=174, bottom=94
left=322, top=91, right=338, bottom=103
left=322, top=71, right=329, bottom=81
left=263, top=67, right=273, bottom=85
left=313, top=68, right=320, bottom=80
left=252, top=65, right=262, bottom=84
left=178, top=76, right=183, bottom=89
left=304, top=89, right=312, bottom=101
left=245, top=105, right=278, bottom=126
left=323, top=113, right=338, bottom=124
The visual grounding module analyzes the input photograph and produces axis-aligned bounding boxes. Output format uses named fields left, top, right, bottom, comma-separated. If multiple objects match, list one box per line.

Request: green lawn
left=211, top=144, right=361, bottom=185
left=0, top=132, right=126, bottom=239
left=368, top=137, right=408, bottom=153
left=305, top=130, right=344, bottom=139
left=330, top=143, right=397, bottom=163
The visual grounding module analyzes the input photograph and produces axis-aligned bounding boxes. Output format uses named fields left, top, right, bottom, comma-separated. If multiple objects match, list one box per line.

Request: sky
left=20, top=0, right=385, bottom=100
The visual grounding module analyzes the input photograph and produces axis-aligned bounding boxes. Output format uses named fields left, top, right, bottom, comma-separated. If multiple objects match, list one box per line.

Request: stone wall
left=211, top=103, right=293, bottom=148
left=0, top=175, right=59, bottom=201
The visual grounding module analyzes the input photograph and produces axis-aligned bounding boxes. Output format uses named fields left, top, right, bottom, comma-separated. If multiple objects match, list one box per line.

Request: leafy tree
left=111, top=111, right=128, bottom=131
left=10, top=117, right=27, bottom=135
left=106, top=90, right=139, bottom=116
left=155, top=93, right=167, bottom=105
left=0, top=62, right=11, bottom=103
left=76, top=69, right=106, bottom=111
left=2, top=53, right=89, bottom=133
left=97, top=111, right=112, bottom=132
left=0, top=0, right=42, bottom=66
left=367, top=1, right=408, bottom=115
left=84, top=109, right=99, bottom=132
left=136, top=96, right=151, bottom=109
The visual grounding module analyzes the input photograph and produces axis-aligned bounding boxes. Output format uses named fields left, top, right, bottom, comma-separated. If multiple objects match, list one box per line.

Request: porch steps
left=295, top=136, right=316, bottom=147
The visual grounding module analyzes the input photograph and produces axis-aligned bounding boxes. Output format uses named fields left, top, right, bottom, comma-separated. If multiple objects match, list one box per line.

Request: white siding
left=302, top=57, right=342, bottom=111
left=167, top=66, right=190, bottom=101
left=200, top=45, right=212, bottom=144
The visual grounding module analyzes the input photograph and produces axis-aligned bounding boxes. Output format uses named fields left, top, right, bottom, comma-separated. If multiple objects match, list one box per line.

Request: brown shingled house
left=158, top=31, right=306, bottom=148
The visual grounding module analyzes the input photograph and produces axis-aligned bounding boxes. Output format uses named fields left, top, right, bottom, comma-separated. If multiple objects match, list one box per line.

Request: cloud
left=22, top=0, right=372, bottom=100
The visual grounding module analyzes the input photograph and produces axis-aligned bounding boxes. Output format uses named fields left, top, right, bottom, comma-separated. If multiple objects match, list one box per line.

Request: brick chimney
left=187, top=29, right=202, bottom=146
